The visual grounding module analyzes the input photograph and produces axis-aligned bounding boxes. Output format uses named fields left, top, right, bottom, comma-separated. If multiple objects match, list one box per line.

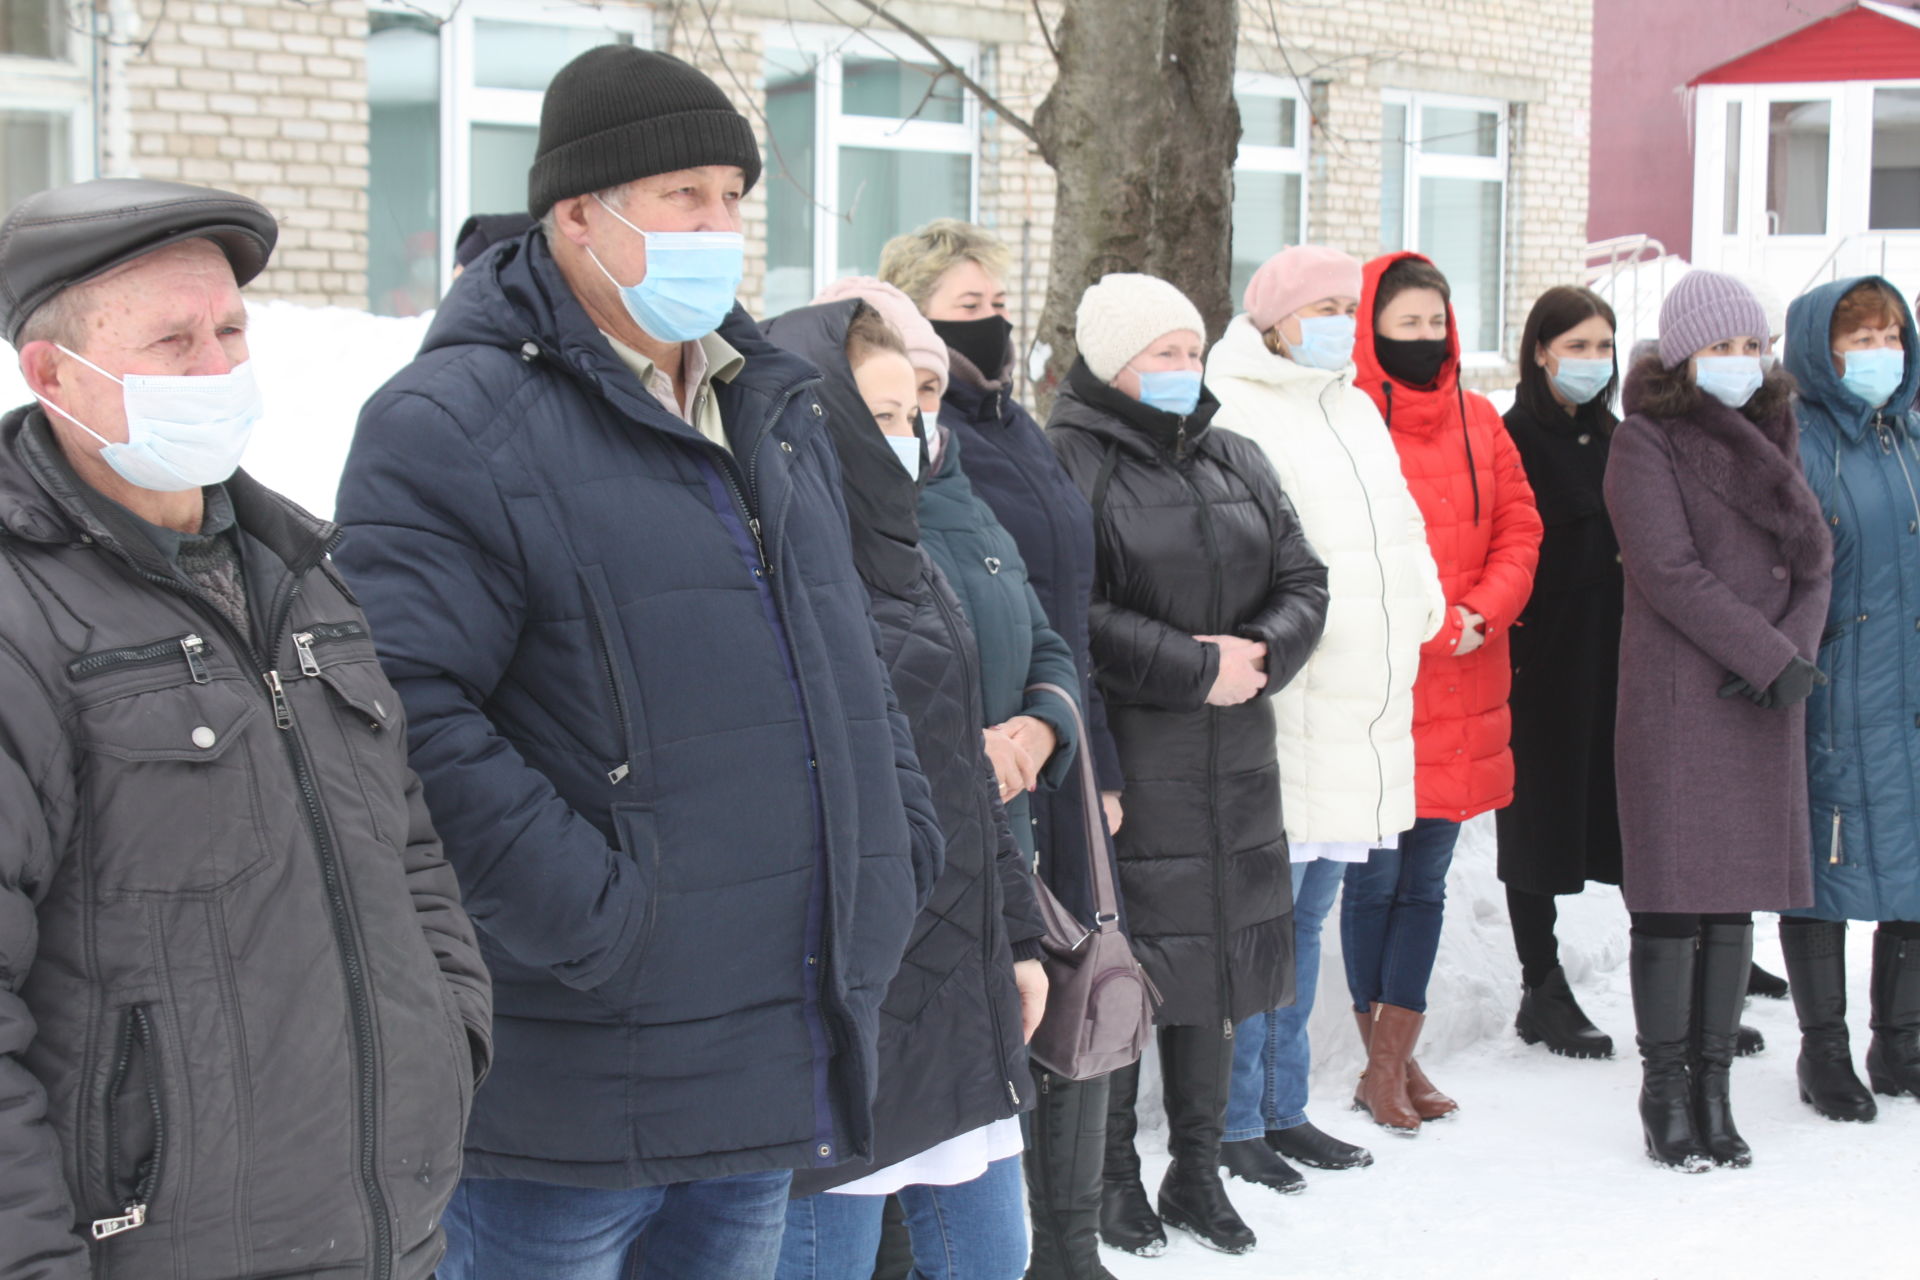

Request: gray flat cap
left=0, top=178, right=278, bottom=344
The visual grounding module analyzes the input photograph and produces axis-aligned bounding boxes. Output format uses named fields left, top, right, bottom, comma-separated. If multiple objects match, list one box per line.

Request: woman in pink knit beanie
left=813, top=276, right=948, bottom=418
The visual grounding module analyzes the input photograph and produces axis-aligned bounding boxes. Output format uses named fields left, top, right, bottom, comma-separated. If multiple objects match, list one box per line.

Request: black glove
left=1766, top=655, right=1827, bottom=708
left=1718, top=657, right=1826, bottom=710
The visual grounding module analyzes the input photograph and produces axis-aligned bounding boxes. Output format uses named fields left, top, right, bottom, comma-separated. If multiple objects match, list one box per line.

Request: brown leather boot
left=1405, top=1052, right=1459, bottom=1120
left=1351, top=1005, right=1420, bottom=1134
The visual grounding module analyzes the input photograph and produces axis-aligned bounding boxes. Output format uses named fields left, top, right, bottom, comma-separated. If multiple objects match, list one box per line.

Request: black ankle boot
left=1693, top=923, right=1754, bottom=1168
left=1781, top=921, right=1876, bottom=1122
left=1736, top=1023, right=1765, bottom=1057
left=1867, top=928, right=1920, bottom=1099
left=1516, top=965, right=1615, bottom=1059
left=1219, top=1137, right=1304, bottom=1195
left=1026, top=1068, right=1118, bottom=1280
left=1155, top=1025, right=1256, bottom=1254
left=1748, top=961, right=1790, bottom=1000
left=1267, top=1120, right=1372, bottom=1170
left=1098, top=1061, right=1165, bottom=1257
left=1630, top=932, right=1710, bottom=1172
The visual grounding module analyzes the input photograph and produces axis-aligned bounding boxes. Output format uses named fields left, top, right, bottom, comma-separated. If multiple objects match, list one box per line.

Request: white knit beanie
left=1074, top=273, right=1207, bottom=382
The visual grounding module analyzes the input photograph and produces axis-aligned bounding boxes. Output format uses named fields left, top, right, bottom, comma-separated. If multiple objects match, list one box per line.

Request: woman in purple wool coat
left=1604, top=271, right=1833, bottom=1174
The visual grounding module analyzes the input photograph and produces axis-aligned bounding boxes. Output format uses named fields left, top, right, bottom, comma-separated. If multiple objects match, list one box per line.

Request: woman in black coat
left=763, top=299, right=1047, bottom=1277
left=1498, top=286, right=1625, bottom=1060
left=1048, top=274, right=1328, bottom=1258
left=877, top=222, right=1127, bottom=1280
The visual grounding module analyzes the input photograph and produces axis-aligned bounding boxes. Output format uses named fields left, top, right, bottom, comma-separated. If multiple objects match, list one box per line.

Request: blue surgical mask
left=1132, top=368, right=1203, bottom=417
left=587, top=194, right=743, bottom=342
left=1694, top=355, right=1765, bottom=409
left=1840, top=347, right=1904, bottom=409
left=1548, top=356, right=1613, bottom=406
left=886, top=433, right=923, bottom=477
left=39, top=345, right=261, bottom=492
left=1287, top=314, right=1356, bottom=372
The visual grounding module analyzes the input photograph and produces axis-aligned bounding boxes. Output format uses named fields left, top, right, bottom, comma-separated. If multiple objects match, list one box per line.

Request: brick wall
left=113, top=0, right=369, bottom=307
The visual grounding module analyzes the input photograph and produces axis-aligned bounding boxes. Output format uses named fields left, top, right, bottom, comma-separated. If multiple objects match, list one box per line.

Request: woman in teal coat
left=1785, top=275, right=1920, bottom=1123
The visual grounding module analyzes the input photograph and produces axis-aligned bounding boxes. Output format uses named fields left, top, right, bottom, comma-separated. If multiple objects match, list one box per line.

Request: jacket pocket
left=91, top=1004, right=166, bottom=1242
left=578, top=566, right=638, bottom=786
left=594, top=803, right=660, bottom=1009
left=76, top=679, right=268, bottom=895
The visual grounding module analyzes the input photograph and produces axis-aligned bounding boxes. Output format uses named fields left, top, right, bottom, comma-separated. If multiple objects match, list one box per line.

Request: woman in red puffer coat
left=1340, top=252, right=1542, bottom=1134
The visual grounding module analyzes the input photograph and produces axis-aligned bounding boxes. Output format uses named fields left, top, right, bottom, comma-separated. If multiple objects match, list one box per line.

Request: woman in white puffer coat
left=1207, top=246, right=1446, bottom=1191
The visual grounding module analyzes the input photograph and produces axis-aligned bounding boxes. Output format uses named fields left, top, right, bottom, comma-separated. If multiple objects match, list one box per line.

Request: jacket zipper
left=1172, top=449, right=1233, bottom=1038
left=68, top=633, right=212, bottom=683
left=1830, top=807, right=1844, bottom=866
left=86, top=534, right=396, bottom=1279
left=580, top=592, right=634, bottom=785
left=92, top=1005, right=165, bottom=1242
left=927, top=581, right=1021, bottom=1111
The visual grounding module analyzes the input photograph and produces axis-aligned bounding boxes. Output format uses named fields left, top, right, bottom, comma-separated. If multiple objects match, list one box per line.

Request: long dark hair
left=1515, top=285, right=1618, bottom=428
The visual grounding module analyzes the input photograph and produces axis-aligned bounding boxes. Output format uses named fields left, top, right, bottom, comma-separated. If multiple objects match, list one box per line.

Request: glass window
left=1722, top=101, right=1741, bottom=236
left=1765, top=100, right=1829, bottom=236
left=1420, top=105, right=1499, bottom=157
left=471, top=124, right=538, bottom=213
left=1418, top=177, right=1502, bottom=354
left=1231, top=170, right=1302, bottom=302
left=1380, top=102, right=1408, bottom=253
left=1238, top=92, right=1296, bottom=149
left=0, top=109, right=69, bottom=212
left=367, top=12, right=441, bottom=318
left=1871, top=88, right=1920, bottom=231
left=761, top=31, right=976, bottom=311
left=0, top=0, right=65, bottom=60
left=763, top=49, right=818, bottom=318
left=473, top=20, right=629, bottom=92
left=841, top=57, right=964, bottom=124
left=1380, top=92, right=1507, bottom=354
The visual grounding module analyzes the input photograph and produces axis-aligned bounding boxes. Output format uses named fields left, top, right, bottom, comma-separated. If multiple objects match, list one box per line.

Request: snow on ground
left=1117, top=816, right=1919, bottom=1280
left=7, top=303, right=1914, bottom=1278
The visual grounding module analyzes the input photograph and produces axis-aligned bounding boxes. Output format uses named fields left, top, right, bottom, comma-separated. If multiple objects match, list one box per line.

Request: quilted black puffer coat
left=1048, top=359, right=1329, bottom=1027
left=765, top=301, right=1043, bottom=1191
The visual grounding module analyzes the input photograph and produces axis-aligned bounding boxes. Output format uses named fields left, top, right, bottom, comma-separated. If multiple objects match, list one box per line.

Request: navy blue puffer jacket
left=1790, top=276, right=1920, bottom=923
left=332, top=231, right=940, bottom=1188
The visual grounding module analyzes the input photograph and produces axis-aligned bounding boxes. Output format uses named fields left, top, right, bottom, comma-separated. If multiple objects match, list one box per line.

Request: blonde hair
left=877, top=218, right=1012, bottom=308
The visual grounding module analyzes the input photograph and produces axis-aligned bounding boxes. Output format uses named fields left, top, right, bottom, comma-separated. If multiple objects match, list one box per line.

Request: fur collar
left=1637, top=396, right=1831, bottom=579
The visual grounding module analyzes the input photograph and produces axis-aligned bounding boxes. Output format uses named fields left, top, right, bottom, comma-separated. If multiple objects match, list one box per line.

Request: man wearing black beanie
left=333, top=44, right=941, bottom=1280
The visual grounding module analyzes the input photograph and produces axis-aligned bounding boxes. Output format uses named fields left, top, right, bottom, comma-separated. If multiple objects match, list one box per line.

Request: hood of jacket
left=1049, top=355, right=1223, bottom=462
left=1354, top=251, right=1465, bottom=439
left=1786, top=274, right=1920, bottom=441
left=1206, top=312, right=1353, bottom=397
left=424, top=228, right=822, bottom=448
left=762, top=298, right=926, bottom=600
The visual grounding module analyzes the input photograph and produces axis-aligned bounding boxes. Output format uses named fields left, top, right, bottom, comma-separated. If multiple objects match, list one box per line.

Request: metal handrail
left=1800, top=231, right=1920, bottom=295
left=1582, top=234, right=1667, bottom=291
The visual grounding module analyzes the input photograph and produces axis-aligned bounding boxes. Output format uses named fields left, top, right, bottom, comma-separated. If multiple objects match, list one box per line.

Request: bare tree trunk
left=1030, top=0, right=1239, bottom=402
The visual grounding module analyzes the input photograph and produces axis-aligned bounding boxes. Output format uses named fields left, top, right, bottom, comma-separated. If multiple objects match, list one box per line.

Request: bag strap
left=1088, top=440, right=1122, bottom=528
left=1025, top=681, right=1121, bottom=931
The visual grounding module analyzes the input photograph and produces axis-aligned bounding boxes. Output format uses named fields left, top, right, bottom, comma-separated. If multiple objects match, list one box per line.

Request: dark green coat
left=919, top=429, right=1081, bottom=857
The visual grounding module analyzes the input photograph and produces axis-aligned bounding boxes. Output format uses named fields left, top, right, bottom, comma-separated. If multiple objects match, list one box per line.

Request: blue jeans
left=1226, top=857, right=1344, bottom=1141
left=1341, top=818, right=1462, bottom=1014
left=775, top=1155, right=1027, bottom=1280
left=440, top=1169, right=792, bottom=1280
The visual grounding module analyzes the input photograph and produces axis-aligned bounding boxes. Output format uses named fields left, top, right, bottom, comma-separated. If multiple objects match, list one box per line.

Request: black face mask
left=1375, top=335, right=1450, bottom=388
left=932, top=314, right=1014, bottom=383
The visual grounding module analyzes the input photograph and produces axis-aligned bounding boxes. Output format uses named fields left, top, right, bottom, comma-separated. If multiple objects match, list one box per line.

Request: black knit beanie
left=527, top=45, right=762, bottom=218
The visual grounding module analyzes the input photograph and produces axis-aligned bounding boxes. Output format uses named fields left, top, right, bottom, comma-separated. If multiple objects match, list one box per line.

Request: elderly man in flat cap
left=0, top=178, right=491, bottom=1279
left=333, top=46, right=943, bottom=1279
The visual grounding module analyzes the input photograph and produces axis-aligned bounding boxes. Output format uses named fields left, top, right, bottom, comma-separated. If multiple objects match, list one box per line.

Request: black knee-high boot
left=1630, top=931, right=1710, bottom=1172
left=1155, top=1025, right=1255, bottom=1255
left=1026, top=1066, right=1117, bottom=1280
left=1692, top=922, right=1754, bottom=1167
left=1867, top=926, right=1920, bottom=1097
left=1098, top=1060, right=1165, bottom=1256
left=1780, top=920, right=1875, bottom=1122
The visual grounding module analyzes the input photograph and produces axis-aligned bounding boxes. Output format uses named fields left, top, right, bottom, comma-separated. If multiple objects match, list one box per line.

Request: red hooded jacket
left=1357, top=252, right=1542, bottom=821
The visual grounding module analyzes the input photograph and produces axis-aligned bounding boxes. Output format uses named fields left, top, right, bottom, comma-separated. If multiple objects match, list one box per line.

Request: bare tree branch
left=836, top=0, right=1041, bottom=147
left=1031, top=0, right=1059, bottom=63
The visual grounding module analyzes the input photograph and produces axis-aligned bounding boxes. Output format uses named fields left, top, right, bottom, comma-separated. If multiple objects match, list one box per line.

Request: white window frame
left=369, top=0, right=652, bottom=295
left=763, top=21, right=980, bottom=301
left=1231, top=71, right=1309, bottom=283
left=1381, top=89, right=1511, bottom=360
left=0, top=0, right=94, bottom=198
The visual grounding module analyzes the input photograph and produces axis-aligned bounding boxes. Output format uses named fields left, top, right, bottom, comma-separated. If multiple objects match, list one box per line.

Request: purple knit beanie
left=1657, top=270, right=1770, bottom=369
